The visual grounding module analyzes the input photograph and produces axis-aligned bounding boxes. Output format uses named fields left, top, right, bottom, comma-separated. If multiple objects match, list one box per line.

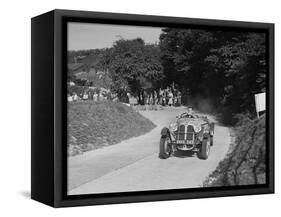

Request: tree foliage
left=109, top=38, right=164, bottom=101
left=159, top=28, right=266, bottom=124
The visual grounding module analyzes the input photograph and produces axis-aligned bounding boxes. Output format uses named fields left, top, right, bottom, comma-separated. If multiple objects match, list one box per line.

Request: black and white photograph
left=1, top=0, right=280, bottom=213
left=66, top=21, right=268, bottom=195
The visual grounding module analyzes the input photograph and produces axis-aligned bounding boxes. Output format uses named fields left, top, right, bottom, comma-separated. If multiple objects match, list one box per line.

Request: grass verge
left=68, top=101, right=156, bottom=156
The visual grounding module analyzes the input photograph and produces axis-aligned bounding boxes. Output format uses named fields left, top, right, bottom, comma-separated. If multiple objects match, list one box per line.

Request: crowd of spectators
left=68, top=85, right=182, bottom=108
left=128, top=86, right=182, bottom=107
left=67, top=89, right=117, bottom=103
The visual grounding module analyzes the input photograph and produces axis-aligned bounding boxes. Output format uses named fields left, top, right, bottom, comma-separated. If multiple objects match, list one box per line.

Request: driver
left=187, top=107, right=193, bottom=116
left=179, top=107, right=194, bottom=118
left=184, top=107, right=194, bottom=118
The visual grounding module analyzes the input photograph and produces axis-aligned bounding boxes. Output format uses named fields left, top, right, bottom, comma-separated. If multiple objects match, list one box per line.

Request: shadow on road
left=172, top=150, right=196, bottom=158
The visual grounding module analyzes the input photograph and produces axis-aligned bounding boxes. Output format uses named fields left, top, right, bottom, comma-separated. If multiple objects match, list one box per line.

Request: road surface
left=68, top=106, right=231, bottom=195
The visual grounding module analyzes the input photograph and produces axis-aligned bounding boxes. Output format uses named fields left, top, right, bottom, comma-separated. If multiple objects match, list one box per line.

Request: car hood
left=176, top=117, right=206, bottom=126
left=175, top=118, right=207, bottom=133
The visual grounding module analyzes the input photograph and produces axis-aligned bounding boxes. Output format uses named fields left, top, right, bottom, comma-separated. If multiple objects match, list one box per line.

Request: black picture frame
left=31, top=9, right=274, bottom=207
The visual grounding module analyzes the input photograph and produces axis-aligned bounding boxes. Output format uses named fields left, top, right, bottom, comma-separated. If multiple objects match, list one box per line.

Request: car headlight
left=193, top=124, right=202, bottom=133
left=203, top=125, right=210, bottom=134
left=169, top=123, right=178, bottom=132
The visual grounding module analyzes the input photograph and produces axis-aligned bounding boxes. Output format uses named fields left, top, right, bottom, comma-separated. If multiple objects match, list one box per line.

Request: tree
left=206, top=33, right=266, bottom=123
left=159, top=28, right=266, bottom=124
left=159, top=28, right=223, bottom=105
left=109, top=38, right=164, bottom=103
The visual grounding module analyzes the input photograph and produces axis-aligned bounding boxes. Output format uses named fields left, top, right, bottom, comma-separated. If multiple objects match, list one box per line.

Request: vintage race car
left=159, top=112, right=215, bottom=160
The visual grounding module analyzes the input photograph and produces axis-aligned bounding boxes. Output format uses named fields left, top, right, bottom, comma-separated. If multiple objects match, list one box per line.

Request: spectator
left=82, top=91, right=89, bottom=100
left=177, top=91, right=182, bottom=106
left=159, top=94, right=163, bottom=106
left=162, top=93, right=166, bottom=106
left=168, top=90, right=173, bottom=106
left=165, top=89, right=169, bottom=106
left=93, top=92, right=98, bottom=102
left=73, top=92, right=79, bottom=101
left=174, top=96, right=178, bottom=105
left=159, top=88, right=163, bottom=104
left=129, top=95, right=137, bottom=106
left=67, top=94, right=73, bottom=102
left=137, top=96, right=140, bottom=105
left=111, top=93, right=118, bottom=102
left=149, top=93, right=153, bottom=105
left=144, top=91, right=149, bottom=105
left=154, top=90, right=158, bottom=105
left=88, top=91, right=93, bottom=100
left=99, top=92, right=104, bottom=101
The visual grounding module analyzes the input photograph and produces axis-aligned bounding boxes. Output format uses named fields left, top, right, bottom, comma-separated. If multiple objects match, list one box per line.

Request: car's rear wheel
left=159, top=136, right=172, bottom=159
left=210, top=136, right=214, bottom=146
left=198, top=137, right=211, bottom=160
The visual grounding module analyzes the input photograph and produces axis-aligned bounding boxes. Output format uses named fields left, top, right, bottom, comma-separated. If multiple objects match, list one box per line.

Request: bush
left=203, top=114, right=266, bottom=186
left=68, top=101, right=156, bottom=156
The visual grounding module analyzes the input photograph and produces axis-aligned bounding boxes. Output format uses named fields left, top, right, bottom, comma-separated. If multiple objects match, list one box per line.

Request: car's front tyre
left=198, top=137, right=211, bottom=160
left=159, top=136, right=172, bottom=159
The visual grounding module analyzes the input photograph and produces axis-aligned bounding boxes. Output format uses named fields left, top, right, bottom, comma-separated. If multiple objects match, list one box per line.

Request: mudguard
left=161, top=127, right=170, bottom=136
left=210, top=123, right=215, bottom=136
left=203, top=132, right=210, bottom=139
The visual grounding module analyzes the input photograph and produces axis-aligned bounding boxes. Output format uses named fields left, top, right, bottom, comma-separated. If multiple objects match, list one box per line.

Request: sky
left=68, top=22, right=163, bottom=51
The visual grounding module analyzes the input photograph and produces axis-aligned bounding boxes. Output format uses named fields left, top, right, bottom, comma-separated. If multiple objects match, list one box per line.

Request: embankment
left=204, top=115, right=266, bottom=186
left=68, top=101, right=156, bottom=156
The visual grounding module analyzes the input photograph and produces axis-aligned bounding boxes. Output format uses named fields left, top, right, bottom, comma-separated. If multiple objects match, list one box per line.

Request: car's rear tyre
left=159, top=136, right=171, bottom=159
left=198, top=137, right=211, bottom=160
left=210, top=123, right=215, bottom=146
left=210, top=136, right=214, bottom=146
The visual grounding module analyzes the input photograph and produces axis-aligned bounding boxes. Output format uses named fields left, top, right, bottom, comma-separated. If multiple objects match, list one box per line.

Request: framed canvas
left=31, top=9, right=274, bottom=207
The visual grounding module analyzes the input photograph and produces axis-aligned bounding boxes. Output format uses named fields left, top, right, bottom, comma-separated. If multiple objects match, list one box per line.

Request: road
left=68, top=107, right=231, bottom=195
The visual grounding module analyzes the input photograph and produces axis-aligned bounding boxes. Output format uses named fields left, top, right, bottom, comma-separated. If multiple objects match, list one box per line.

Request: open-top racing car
left=159, top=108, right=215, bottom=160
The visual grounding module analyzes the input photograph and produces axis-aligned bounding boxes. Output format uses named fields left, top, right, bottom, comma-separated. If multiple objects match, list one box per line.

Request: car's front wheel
left=159, top=136, right=172, bottom=159
left=198, top=137, right=211, bottom=160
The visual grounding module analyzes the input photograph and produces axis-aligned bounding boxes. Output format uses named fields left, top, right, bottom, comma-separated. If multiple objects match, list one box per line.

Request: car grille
left=177, top=125, right=185, bottom=140
left=177, top=125, right=194, bottom=141
left=187, top=125, right=195, bottom=133
left=186, top=133, right=194, bottom=140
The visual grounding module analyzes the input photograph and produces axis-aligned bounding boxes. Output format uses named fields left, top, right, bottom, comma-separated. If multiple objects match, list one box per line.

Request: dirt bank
left=203, top=115, right=266, bottom=186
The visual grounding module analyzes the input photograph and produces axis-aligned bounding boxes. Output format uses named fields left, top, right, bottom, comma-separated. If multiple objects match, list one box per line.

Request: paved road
left=68, top=107, right=231, bottom=195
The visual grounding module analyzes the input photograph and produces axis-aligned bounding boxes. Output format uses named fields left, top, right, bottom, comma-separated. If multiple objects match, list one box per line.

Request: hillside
left=68, top=51, right=112, bottom=90
left=204, top=115, right=266, bottom=186
left=68, top=52, right=105, bottom=74
left=68, top=101, right=156, bottom=156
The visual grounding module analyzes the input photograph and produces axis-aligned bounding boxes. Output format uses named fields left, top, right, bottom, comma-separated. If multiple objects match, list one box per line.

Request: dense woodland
left=68, top=28, right=266, bottom=125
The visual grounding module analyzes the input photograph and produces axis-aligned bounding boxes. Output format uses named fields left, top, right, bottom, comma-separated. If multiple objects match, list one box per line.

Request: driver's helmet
left=187, top=107, right=193, bottom=116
